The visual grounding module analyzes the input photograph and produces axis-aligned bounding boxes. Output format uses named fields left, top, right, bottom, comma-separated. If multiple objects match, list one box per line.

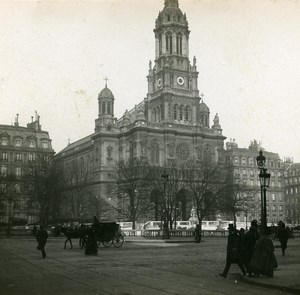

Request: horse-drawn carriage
left=59, top=221, right=124, bottom=249
left=96, top=222, right=124, bottom=248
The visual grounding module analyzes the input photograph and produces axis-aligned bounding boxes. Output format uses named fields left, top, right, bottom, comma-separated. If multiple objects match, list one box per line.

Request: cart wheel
left=102, top=240, right=113, bottom=247
left=112, top=234, right=124, bottom=248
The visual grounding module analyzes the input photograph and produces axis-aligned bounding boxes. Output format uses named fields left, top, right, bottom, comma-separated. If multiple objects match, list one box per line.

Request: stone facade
left=0, top=114, right=54, bottom=224
left=284, top=161, right=300, bottom=225
left=224, top=139, right=285, bottom=225
left=55, top=0, right=226, bottom=221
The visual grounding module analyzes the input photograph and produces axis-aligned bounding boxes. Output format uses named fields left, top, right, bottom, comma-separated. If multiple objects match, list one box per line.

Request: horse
left=59, top=225, right=88, bottom=249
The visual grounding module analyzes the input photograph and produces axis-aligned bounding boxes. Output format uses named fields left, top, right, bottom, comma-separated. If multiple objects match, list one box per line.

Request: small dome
left=199, top=102, right=209, bottom=112
left=98, top=86, right=114, bottom=99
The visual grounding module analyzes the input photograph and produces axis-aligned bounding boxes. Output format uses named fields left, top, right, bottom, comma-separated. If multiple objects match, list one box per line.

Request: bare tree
left=149, top=161, right=187, bottom=230
left=184, top=158, right=225, bottom=230
left=27, top=152, right=63, bottom=225
left=63, top=158, right=91, bottom=219
left=108, top=157, right=152, bottom=229
left=0, top=174, right=17, bottom=225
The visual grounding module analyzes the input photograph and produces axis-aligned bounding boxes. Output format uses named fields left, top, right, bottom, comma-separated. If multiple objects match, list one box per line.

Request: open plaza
left=0, top=235, right=299, bottom=295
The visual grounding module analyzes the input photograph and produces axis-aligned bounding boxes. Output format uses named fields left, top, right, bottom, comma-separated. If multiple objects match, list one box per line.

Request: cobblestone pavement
left=0, top=237, right=297, bottom=295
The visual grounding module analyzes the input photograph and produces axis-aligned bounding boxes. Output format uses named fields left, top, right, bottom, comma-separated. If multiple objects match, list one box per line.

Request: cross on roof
left=104, top=76, right=109, bottom=87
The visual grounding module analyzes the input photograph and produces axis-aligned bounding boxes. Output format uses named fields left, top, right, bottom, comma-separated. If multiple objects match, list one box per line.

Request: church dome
left=98, top=86, right=114, bottom=100
left=199, top=102, right=209, bottom=112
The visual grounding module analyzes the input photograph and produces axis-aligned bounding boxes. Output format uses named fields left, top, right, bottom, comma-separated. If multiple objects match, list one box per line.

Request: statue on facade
left=213, top=113, right=219, bottom=125
left=193, top=56, right=196, bottom=66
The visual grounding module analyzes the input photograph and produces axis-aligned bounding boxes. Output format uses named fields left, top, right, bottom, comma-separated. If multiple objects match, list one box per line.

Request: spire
left=164, top=0, right=179, bottom=8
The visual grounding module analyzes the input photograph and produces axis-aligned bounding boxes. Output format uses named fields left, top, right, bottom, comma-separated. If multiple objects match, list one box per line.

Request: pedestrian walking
left=277, top=221, right=289, bottom=256
left=243, top=220, right=260, bottom=276
left=219, top=224, right=246, bottom=279
left=249, top=227, right=277, bottom=277
left=36, top=225, right=48, bottom=259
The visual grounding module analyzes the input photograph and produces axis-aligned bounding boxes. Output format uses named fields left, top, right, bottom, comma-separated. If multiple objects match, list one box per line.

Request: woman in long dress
left=249, top=227, right=277, bottom=277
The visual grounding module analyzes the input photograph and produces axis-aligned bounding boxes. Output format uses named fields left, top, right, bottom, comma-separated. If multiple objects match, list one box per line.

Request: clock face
left=177, top=77, right=184, bottom=85
left=157, top=79, right=162, bottom=87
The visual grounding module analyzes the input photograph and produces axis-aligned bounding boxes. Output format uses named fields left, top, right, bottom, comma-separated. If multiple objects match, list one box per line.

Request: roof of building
left=58, top=134, right=93, bottom=154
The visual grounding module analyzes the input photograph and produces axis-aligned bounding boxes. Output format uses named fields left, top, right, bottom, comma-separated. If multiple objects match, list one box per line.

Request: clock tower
left=146, top=0, right=201, bottom=125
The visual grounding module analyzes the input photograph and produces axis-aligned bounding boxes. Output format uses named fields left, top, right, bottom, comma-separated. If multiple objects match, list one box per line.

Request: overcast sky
left=1, top=0, right=300, bottom=162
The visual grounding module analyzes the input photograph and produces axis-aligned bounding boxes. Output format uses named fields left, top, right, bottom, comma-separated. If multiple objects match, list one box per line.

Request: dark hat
left=227, top=224, right=234, bottom=230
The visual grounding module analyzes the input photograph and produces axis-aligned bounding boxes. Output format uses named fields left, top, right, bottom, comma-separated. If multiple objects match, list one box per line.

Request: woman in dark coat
left=243, top=220, right=260, bottom=276
left=84, top=227, right=98, bottom=255
left=249, top=227, right=277, bottom=277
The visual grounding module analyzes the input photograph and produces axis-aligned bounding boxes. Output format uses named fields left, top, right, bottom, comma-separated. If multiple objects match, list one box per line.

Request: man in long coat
left=36, top=225, right=48, bottom=258
left=219, top=224, right=246, bottom=278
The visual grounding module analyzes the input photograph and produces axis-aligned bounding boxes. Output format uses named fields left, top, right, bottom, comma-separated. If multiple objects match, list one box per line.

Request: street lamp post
left=256, top=151, right=271, bottom=234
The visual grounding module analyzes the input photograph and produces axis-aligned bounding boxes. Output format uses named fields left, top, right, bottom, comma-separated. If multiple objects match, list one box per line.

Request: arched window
left=152, top=110, right=155, bottom=121
left=107, top=146, right=113, bottom=159
left=205, top=115, right=208, bottom=127
left=173, top=104, right=178, bottom=120
left=161, top=104, right=164, bottom=120
left=102, top=101, right=106, bottom=114
left=176, top=33, right=182, bottom=55
left=179, top=105, right=184, bottom=120
left=185, top=106, right=190, bottom=121
left=150, top=141, right=160, bottom=165
left=157, top=107, right=160, bottom=121
left=107, top=101, right=111, bottom=114
left=166, top=33, right=172, bottom=54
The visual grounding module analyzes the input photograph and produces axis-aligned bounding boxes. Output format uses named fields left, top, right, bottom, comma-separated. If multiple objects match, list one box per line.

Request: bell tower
left=147, top=0, right=200, bottom=124
left=94, top=78, right=115, bottom=132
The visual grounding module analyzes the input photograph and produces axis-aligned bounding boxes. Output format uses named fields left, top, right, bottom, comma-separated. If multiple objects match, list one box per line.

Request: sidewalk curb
left=241, top=276, right=300, bottom=294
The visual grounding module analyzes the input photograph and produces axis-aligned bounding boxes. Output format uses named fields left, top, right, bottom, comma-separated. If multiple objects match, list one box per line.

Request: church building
left=55, top=0, right=226, bottom=220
